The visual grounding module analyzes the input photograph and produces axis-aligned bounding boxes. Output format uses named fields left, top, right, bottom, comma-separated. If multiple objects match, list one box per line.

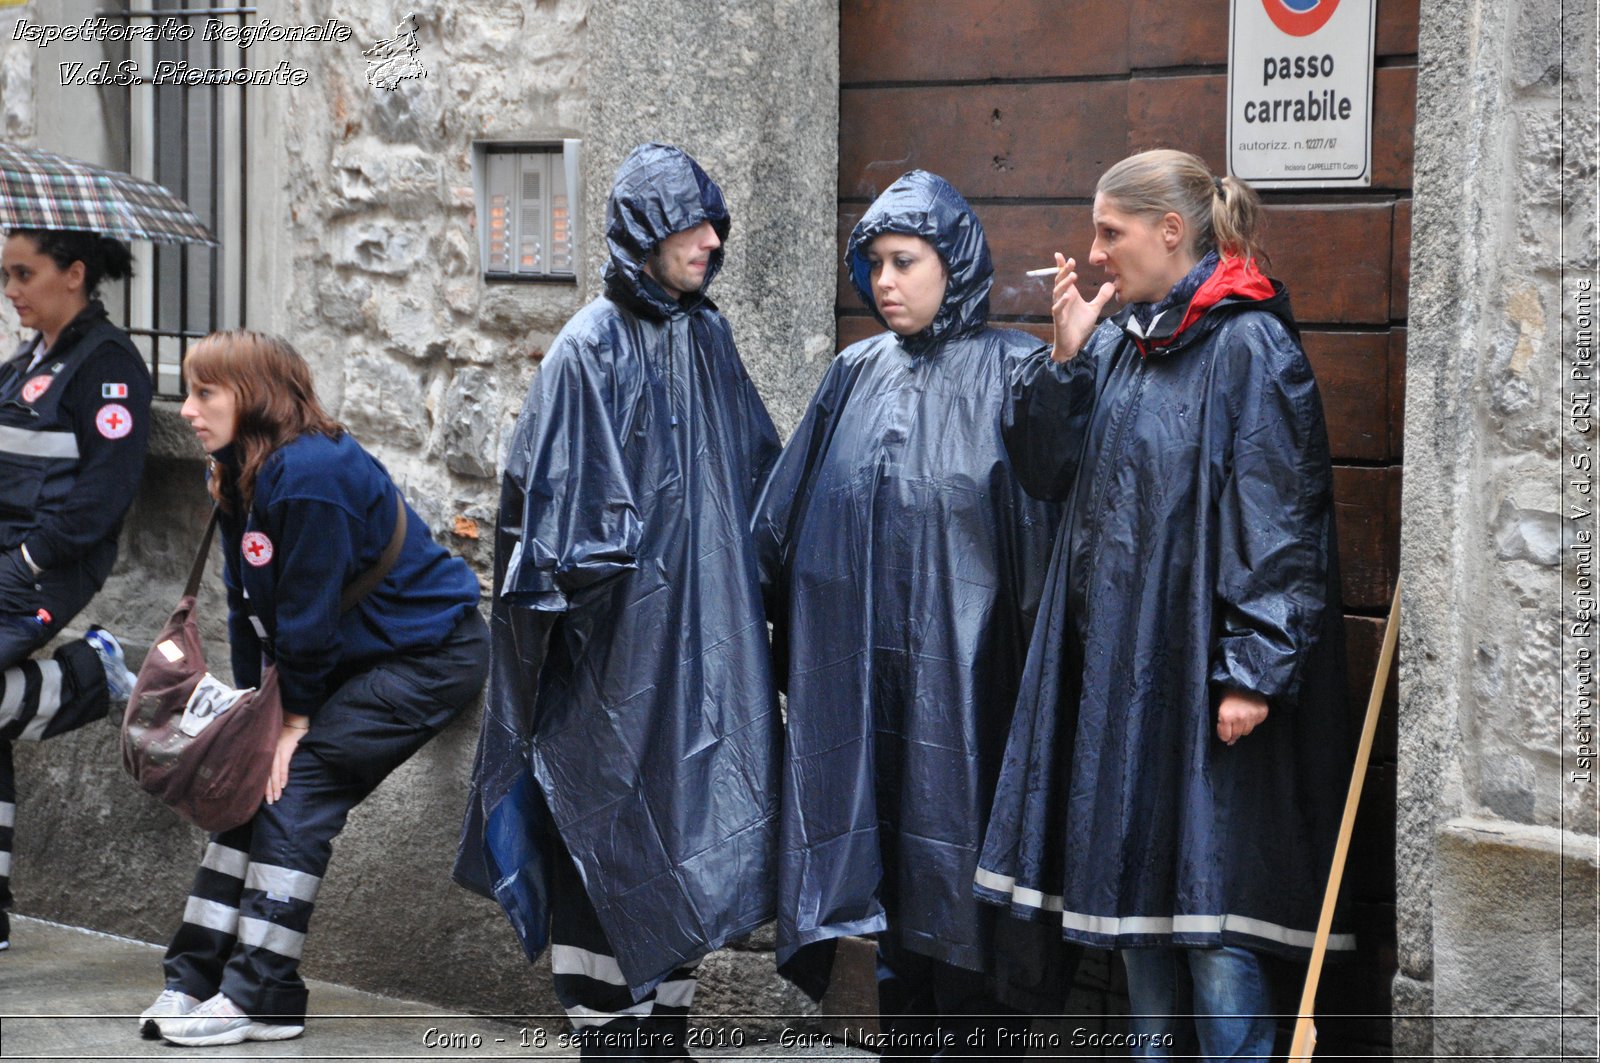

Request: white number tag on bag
left=179, top=673, right=255, bottom=737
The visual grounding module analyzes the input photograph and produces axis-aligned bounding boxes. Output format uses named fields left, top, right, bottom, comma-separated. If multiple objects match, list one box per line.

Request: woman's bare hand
left=1050, top=253, right=1115, bottom=363
left=266, top=715, right=310, bottom=803
left=1216, top=690, right=1269, bottom=745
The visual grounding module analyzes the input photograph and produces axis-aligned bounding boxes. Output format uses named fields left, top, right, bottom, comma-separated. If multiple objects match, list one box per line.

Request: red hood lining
left=1133, top=257, right=1276, bottom=356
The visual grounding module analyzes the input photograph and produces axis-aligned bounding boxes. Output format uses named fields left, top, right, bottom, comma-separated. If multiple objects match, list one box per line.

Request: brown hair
left=184, top=330, right=343, bottom=513
left=1096, top=149, right=1268, bottom=265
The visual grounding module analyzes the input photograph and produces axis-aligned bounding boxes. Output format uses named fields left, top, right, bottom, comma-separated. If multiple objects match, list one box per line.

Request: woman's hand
left=1049, top=253, right=1115, bottom=363
left=1217, top=689, right=1269, bottom=745
left=266, top=714, right=311, bottom=803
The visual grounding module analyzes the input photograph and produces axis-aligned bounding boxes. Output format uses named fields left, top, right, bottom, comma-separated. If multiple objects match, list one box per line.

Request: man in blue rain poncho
left=456, top=143, right=782, bottom=1060
left=753, top=171, right=1073, bottom=1056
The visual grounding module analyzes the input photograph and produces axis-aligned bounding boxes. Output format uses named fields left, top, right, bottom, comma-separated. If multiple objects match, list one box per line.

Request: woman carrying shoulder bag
left=142, top=330, right=488, bottom=1048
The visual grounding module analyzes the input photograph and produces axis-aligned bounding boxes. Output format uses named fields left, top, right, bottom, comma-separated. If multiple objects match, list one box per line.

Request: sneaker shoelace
left=192, top=995, right=246, bottom=1020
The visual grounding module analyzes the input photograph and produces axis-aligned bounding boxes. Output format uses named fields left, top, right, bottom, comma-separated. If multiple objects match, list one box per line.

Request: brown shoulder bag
left=120, top=496, right=406, bottom=832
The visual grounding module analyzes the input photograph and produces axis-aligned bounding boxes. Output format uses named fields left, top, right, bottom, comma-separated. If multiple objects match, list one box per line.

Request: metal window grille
left=113, top=2, right=253, bottom=398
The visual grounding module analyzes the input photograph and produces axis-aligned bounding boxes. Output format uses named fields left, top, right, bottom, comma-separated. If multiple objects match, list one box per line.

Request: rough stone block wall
left=0, top=0, right=837, bottom=1029
left=1400, top=0, right=1598, bottom=1054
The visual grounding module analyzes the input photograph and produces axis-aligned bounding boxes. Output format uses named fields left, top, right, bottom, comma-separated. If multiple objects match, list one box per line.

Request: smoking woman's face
left=1088, top=194, right=1186, bottom=307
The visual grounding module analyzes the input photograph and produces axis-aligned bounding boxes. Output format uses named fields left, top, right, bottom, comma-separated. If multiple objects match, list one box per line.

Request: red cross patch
left=21, top=375, right=52, bottom=404
left=95, top=403, right=132, bottom=439
left=242, top=532, right=274, bottom=567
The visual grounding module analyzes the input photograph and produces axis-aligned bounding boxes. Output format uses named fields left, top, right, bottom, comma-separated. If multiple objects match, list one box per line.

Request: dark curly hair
left=7, top=228, right=134, bottom=298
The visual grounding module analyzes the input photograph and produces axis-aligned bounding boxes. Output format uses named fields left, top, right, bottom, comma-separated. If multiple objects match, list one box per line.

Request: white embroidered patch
left=95, top=403, right=133, bottom=439
left=179, top=673, right=254, bottom=737
left=21, top=375, right=51, bottom=403
left=242, top=531, right=274, bottom=567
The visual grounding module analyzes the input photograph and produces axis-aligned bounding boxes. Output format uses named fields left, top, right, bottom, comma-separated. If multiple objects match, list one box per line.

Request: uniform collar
left=46, top=300, right=111, bottom=356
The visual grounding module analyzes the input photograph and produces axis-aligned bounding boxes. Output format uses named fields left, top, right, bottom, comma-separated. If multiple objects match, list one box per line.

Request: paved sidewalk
left=0, top=916, right=873, bottom=1061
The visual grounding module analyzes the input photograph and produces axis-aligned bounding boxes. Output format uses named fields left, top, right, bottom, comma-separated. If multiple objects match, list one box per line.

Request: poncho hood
left=603, top=142, right=730, bottom=320
left=846, top=170, right=992, bottom=353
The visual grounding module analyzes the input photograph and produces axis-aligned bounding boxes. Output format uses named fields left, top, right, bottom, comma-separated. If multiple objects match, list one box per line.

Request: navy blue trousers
left=0, top=576, right=108, bottom=913
left=876, top=937, right=1034, bottom=1061
left=160, top=610, right=488, bottom=1022
left=547, top=829, right=699, bottom=1060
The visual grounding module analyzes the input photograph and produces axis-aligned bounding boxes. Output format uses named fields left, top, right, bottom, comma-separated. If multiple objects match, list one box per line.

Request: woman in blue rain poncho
left=975, top=150, right=1352, bottom=1061
left=755, top=170, right=1070, bottom=1057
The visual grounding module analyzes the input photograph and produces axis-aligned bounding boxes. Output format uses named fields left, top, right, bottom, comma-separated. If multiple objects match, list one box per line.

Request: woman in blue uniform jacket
left=754, top=171, right=1069, bottom=1055
left=0, top=228, right=146, bottom=954
left=142, top=330, right=488, bottom=1048
left=975, top=150, right=1351, bottom=1061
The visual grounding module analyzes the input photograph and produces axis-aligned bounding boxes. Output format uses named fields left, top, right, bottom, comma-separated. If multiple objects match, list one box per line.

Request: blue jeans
left=1121, top=946, right=1275, bottom=1061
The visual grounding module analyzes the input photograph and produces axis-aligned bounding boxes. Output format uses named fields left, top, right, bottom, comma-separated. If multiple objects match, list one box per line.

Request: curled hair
left=7, top=228, right=134, bottom=298
left=183, top=330, right=343, bottom=513
left=1096, top=150, right=1267, bottom=265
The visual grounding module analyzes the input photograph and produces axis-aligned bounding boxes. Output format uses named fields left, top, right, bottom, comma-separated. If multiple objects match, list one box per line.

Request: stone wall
left=1398, top=0, right=1598, bottom=1055
left=1, top=0, right=836, bottom=1025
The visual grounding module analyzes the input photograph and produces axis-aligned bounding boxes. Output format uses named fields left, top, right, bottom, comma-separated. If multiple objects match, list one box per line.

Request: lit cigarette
left=1025, top=266, right=1059, bottom=277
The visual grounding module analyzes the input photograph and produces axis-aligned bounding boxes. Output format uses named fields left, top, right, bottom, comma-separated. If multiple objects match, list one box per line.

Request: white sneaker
left=159, top=993, right=304, bottom=1046
left=138, top=988, right=199, bottom=1039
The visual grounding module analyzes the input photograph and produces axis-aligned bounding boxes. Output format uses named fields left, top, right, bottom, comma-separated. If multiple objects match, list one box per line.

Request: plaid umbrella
left=0, top=141, right=217, bottom=246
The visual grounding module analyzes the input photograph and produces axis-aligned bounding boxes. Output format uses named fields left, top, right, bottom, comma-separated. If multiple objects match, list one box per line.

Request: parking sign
left=1228, top=0, right=1377, bottom=188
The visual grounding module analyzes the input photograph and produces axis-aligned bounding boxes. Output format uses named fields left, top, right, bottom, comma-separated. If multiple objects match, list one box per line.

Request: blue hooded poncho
left=975, top=254, right=1354, bottom=962
left=455, top=143, right=783, bottom=997
left=753, top=171, right=1062, bottom=981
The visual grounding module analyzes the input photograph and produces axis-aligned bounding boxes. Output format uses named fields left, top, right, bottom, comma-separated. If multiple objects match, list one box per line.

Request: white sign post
left=1228, top=0, right=1376, bottom=188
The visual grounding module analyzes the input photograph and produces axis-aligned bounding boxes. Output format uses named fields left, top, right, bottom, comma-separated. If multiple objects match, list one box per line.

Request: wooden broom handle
left=1289, top=577, right=1402, bottom=1061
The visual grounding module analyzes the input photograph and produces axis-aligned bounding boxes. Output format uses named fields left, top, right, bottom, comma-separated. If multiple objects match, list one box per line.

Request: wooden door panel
left=841, top=82, right=1129, bottom=200
left=842, top=0, right=1132, bottom=81
left=1267, top=203, right=1394, bottom=324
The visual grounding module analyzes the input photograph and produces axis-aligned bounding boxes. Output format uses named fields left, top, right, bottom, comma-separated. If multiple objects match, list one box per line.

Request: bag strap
left=188, top=493, right=406, bottom=613
left=338, top=492, right=407, bottom=614
left=183, top=507, right=222, bottom=599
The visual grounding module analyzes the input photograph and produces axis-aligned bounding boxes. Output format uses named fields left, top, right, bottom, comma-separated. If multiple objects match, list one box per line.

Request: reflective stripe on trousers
left=158, top=610, right=487, bottom=1023
left=548, top=838, right=700, bottom=1060
left=0, top=630, right=108, bottom=913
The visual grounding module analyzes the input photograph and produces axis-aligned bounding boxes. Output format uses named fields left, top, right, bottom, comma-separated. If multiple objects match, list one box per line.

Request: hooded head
left=603, top=143, right=730, bottom=318
left=846, top=171, right=992, bottom=353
